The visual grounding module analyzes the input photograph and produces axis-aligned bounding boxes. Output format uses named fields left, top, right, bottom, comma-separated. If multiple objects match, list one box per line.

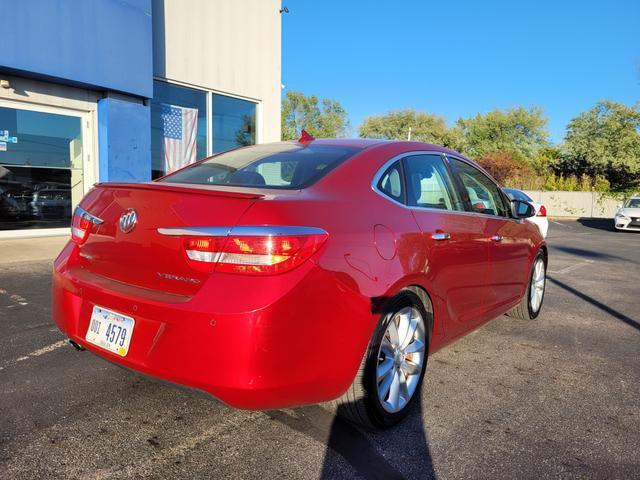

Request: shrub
left=476, top=152, right=535, bottom=184
left=593, top=175, right=610, bottom=192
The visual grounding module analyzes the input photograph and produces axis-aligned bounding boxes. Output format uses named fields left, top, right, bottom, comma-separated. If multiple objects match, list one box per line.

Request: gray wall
left=524, top=191, right=620, bottom=218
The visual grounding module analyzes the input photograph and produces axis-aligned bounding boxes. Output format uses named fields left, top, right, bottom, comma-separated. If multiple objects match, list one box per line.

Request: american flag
left=161, top=104, right=198, bottom=174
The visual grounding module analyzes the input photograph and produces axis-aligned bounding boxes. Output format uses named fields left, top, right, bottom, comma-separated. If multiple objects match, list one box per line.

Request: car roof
left=299, top=138, right=388, bottom=149
left=294, top=138, right=469, bottom=159
left=293, top=138, right=494, bottom=181
left=199, top=138, right=490, bottom=186
left=207, top=138, right=469, bottom=164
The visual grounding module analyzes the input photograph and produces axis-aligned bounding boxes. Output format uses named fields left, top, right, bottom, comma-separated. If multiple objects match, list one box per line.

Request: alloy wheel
left=376, top=306, right=426, bottom=413
left=530, top=258, right=546, bottom=313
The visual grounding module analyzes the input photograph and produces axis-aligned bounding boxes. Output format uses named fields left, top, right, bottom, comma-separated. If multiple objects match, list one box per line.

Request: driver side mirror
left=511, top=199, right=536, bottom=219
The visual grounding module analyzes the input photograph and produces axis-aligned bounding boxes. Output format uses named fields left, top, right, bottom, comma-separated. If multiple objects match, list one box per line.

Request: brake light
left=537, top=205, right=547, bottom=217
left=71, top=206, right=103, bottom=245
left=182, top=227, right=328, bottom=275
left=218, top=234, right=327, bottom=274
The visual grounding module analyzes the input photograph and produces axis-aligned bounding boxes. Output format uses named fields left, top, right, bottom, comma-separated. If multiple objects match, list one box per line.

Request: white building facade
left=0, top=0, right=282, bottom=238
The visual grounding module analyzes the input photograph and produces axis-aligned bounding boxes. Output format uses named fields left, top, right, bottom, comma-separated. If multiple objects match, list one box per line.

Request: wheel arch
left=537, top=243, right=548, bottom=266
left=540, top=243, right=548, bottom=262
left=399, top=284, right=435, bottom=342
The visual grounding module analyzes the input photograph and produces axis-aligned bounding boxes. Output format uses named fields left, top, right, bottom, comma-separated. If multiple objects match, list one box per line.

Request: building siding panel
left=0, top=0, right=153, bottom=98
left=98, top=97, right=151, bottom=182
left=153, top=0, right=282, bottom=143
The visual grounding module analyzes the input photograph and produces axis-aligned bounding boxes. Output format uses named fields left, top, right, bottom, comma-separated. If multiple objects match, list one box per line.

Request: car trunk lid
left=76, top=182, right=263, bottom=296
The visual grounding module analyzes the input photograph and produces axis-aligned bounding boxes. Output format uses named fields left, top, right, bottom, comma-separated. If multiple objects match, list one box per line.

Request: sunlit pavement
left=1, top=221, right=638, bottom=479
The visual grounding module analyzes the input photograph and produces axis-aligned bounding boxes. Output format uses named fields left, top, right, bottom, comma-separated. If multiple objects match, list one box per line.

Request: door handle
left=490, top=235, right=503, bottom=242
left=431, top=232, right=451, bottom=241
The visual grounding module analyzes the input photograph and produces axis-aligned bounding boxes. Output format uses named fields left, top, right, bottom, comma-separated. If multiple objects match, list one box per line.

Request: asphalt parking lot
left=1, top=220, right=639, bottom=479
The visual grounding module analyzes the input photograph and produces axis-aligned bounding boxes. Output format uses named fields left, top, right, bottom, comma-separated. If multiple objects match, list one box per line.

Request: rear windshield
left=159, top=143, right=360, bottom=189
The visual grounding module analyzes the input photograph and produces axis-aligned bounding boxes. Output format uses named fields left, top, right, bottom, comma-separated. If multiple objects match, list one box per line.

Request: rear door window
left=160, top=143, right=360, bottom=189
left=450, top=158, right=508, bottom=216
left=402, top=155, right=462, bottom=210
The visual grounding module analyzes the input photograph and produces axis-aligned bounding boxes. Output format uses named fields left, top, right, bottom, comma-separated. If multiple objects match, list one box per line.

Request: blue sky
left=282, top=0, right=639, bottom=143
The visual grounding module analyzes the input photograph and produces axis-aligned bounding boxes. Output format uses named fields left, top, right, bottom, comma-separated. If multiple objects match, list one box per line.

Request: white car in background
left=614, top=196, right=640, bottom=232
left=503, top=188, right=548, bottom=238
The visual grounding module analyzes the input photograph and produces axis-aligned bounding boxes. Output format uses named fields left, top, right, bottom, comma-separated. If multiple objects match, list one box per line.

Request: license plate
left=85, top=306, right=135, bottom=357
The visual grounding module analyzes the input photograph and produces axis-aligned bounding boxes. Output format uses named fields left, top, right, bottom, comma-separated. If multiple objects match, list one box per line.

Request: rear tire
left=330, top=291, right=431, bottom=430
left=506, top=251, right=546, bottom=320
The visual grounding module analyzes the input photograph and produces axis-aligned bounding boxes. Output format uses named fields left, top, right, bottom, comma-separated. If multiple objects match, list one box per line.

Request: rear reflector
left=71, top=206, right=103, bottom=245
left=179, top=226, right=328, bottom=275
left=537, top=205, right=547, bottom=217
left=184, top=237, right=227, bottom=263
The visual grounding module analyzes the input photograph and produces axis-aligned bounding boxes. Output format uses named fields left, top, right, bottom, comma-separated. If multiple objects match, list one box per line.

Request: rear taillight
left=537, top=205, right=547, bottom=217
left=217, top=234, right=327, bottom=274
left=71, top=206, right=103, bottom=245
left=180, top=227, right=328, bottom=275
left=184, top=237, right=227, bottom=263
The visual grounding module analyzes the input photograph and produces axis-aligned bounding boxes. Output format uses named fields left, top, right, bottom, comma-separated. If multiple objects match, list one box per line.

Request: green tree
left=534, top=146, right=562, bottom=175
left=235, top=114, right=255, bottom=147
left=560, top=101, right=640, bottom=190
left=281, top=91, right=350, bottom=140
left=455, top=107, right=549, bottom=164
left=358, top=109, right=463, bottom=150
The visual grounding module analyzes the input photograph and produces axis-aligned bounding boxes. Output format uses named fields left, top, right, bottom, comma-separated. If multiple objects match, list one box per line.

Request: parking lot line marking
left=548, top=259, right=595, bottom=274
left=93, top=410, right=262, bottom=479
left=10, top=294, right=29, bottom=305
left=0, top=339, right=67, bottom=371
left=0, top=288, right=29, bottom=306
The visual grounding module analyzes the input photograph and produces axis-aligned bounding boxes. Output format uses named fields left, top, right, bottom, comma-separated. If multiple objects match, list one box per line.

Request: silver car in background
left=614, top=196, right=640, bottom=232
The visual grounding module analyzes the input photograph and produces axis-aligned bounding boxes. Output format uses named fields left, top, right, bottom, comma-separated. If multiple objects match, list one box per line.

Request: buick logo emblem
left=119, top=208, right=138, bottom=233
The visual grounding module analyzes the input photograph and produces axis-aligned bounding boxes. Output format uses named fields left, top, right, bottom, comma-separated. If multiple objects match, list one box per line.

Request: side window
left=402, top=155, right=462, bottom=210
left=377, top=161, right=405, bottom=204
left=450, top=158, right=507, bottom=216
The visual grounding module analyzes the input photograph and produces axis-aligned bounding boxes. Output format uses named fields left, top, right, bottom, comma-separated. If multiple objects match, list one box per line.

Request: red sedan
left=53, top=137, right=547, bottom=429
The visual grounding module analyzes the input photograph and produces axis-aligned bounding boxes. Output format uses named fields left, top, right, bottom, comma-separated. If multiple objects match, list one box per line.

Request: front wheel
left=506, top=251, right=547, bottom=320
left=330, top=291, right=430, bottom=429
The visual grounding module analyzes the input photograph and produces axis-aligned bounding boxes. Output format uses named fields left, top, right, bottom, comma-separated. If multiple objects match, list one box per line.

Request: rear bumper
left=52, top=243, right=374, bottom=409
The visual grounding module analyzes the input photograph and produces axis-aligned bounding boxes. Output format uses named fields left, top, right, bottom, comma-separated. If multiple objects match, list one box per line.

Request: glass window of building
left=0, top=106, right=83, bottom=231
left=212, top=94, right=257, bottom=153
left=150, top=81, right=207, bottom=179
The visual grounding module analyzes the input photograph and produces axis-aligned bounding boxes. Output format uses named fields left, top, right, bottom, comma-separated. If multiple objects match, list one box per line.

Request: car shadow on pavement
left=266, top=395, right=436, bottom=480
left=548, top=276, right=640, bottom=333
left=576, top=217, right=616, bottom=232
left=552, top=245, right=633, bottom=263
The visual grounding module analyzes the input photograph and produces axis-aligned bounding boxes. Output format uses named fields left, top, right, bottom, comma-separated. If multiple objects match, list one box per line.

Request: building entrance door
left=0, top=100, right=94, bottom=236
